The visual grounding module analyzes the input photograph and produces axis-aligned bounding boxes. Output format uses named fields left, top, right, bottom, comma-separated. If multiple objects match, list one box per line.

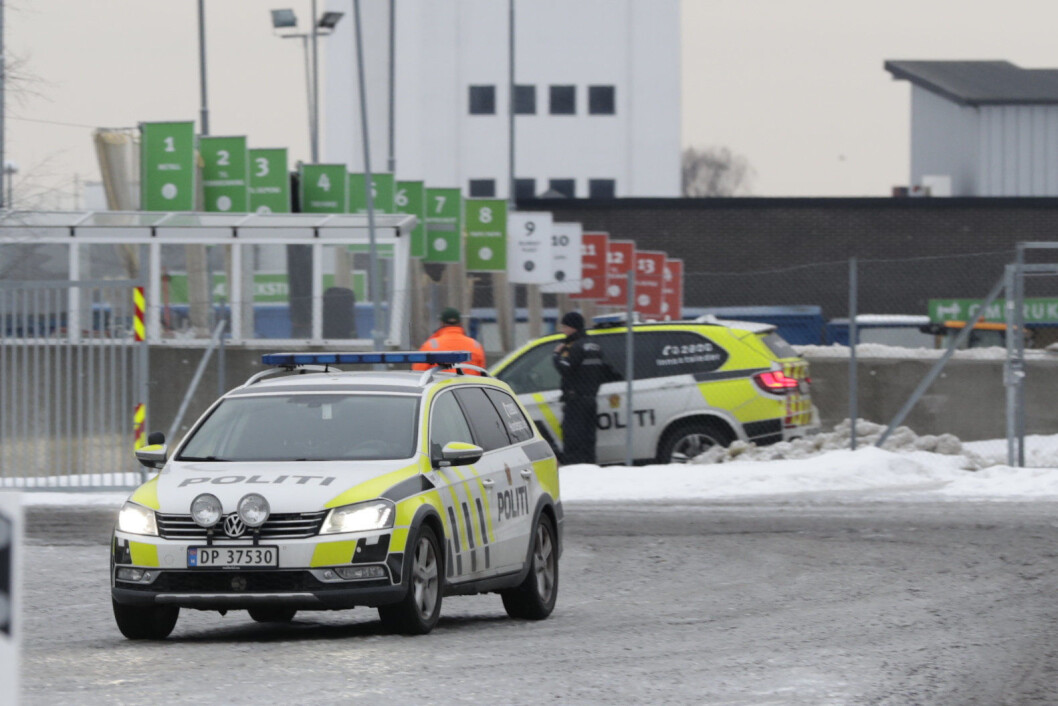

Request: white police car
left=111, top=352, right=561, bottom=639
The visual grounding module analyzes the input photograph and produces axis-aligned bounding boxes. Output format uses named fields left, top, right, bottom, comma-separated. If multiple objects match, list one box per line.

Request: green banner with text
left=349, top=173, right=395, bottom=213
left=424, top=187, right=462, bottom=264
left=396, top=181, right=427, bottom=258
left=249, top=148, right=290, bottom=213
left=140, top=121, right=195, bottom=211
left=929, top=298, right=1058, bottom=324
left=300, top=164, right=348, bottom=213
left=200, top=136, right=249, bottom=212
left=464, top=199, right=507, bottom=271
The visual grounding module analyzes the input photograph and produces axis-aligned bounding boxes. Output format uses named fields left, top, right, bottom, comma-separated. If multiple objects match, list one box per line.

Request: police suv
left=111, top=352, right=561, bottom=639
left=491, top=316, right=819, bottom=464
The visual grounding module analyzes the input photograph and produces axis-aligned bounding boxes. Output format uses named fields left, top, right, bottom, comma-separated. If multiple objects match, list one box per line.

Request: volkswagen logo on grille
left=223, top=514, right=246, bottom=538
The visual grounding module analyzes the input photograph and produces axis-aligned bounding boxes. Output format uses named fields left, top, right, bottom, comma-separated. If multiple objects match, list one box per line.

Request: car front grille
left=156, top=511, right=328, bottom=540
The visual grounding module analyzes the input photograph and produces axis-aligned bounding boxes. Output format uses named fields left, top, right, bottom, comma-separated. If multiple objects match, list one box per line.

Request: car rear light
left=753, top=370, right=800, bottom=394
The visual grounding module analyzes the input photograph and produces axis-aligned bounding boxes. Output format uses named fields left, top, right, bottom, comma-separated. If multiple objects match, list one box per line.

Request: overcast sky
left=9, top=0, right=1058, bottom=206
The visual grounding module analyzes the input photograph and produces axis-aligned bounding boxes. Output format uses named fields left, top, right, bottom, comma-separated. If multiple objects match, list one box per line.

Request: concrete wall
left=146, top=345, right=1058, bottom=446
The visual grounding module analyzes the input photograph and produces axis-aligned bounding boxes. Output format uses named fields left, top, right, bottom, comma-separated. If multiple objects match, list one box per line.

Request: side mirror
left=437, top=441, right=483, bottom=467
left=135, top=443, right=168, bottom=470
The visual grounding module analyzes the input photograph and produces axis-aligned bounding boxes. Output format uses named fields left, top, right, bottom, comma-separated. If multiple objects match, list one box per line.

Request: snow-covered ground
left=10, top=420, right=1058, bottom=506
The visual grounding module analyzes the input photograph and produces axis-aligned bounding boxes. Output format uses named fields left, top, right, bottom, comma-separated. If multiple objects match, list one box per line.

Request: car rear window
left=760, top=332, right=798, bottom=359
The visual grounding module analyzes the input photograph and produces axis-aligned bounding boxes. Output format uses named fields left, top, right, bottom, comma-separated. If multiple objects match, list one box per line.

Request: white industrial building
left=886, top=60, right=1058, bottom=196
left=323, top=0, right=681, bottom=199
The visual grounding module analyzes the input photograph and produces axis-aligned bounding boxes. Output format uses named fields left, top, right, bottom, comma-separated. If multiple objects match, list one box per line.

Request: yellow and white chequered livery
left=491, top=318, right=820, bottom=464
left=111, top=352, right=561, bottom=639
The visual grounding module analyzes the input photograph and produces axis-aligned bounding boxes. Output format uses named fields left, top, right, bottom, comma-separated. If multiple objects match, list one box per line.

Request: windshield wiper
left=177, top=455, right=231, bottom=462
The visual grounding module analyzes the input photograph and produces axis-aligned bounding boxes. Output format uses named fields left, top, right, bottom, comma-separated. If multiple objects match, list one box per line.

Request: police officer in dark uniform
left=553, top=311, right=613, bottom=465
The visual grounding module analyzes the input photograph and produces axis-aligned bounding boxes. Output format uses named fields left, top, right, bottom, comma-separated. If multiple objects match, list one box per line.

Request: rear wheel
left=112, top=600, right=179, bottom=640
left=248, top=606, right=297, bottom=623
left=657, top=420, right=734, bottom=464
left=378, top=525, right=442, bottom=635
left=502, top=514, right=558, bottom=620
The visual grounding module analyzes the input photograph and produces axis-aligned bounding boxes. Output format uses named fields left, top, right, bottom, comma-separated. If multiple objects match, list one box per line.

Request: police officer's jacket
left=552, top=331, right=614, bottom=400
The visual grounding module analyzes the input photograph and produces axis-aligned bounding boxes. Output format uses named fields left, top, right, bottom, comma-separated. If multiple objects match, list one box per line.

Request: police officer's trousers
left=561, top=396, right=598, bottom=465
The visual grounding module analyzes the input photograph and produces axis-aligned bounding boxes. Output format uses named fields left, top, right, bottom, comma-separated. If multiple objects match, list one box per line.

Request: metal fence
left=0, top=279, right=147, bottom=488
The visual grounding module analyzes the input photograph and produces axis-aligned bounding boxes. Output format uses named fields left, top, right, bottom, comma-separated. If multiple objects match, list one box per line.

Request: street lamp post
left=271, top=8, right=343, bottom=163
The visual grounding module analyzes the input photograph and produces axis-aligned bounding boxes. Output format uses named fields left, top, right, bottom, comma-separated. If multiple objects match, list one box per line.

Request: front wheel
left=502, top=514, right=558, bottom=620
left=112, top=599, right=179, bottom=640
left=657, top=420, right=734, bottom=464
left=378, top=525, right=443, bottom=634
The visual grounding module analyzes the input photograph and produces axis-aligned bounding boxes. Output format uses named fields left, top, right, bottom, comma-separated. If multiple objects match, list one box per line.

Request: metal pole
left=353, top=0, right=385, bottom=353
left=877, top=273, right=1007, bottom=447
left=1014, top=245, right=1026, bottom=466
left=625, top=269, right=635, bottom=466
left=387, top=0, right=396, bottom=173
left=197, top=0, right=210, bottom=135
left=1004, top=264, right=1018, bottom=466
left=0, top=0, right=5, bottom=210
left=301, top=36, right=315, bottom=155
left=848, top=256, right=858, bottom=450
left=507, top=0, right=515, bottom=204
left=310, top=0, right=320, bottom=162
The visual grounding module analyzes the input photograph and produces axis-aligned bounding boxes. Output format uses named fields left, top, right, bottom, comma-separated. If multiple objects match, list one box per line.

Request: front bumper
left=112, top=527, right=407, bottom=610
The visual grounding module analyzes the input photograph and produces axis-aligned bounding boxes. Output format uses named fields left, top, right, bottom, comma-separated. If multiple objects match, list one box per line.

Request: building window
left=549, top=85, right=576, bottom=115
left=468, top=179, right=496, bottom=197
left=468, top=85, right=495, bottom=115
left=589, top=86, right=616, bottom=115
left=514, top=178, right=536, bottom=200
left=589, top=179, right=616, bottom=199
left=547, top=179, right=576, bottom=198
left=514, top=85, right=536, bottom=115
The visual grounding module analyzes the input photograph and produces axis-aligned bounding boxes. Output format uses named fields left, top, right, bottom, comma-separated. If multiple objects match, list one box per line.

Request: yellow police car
left=491, top=317, right=818, bottom=463
left=111, top=352, right=561, bottom=639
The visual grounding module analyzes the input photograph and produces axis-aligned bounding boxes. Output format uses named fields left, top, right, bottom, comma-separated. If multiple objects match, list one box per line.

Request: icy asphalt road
left=21, top=501, right=1058, bottom=705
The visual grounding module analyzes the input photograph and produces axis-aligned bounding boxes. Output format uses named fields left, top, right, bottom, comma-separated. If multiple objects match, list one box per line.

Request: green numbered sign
left=300, top=164, right=348, bottom=213
left=396, top=181, right=427, bottom=258
left=140, top=121, right=195, bottom=211
left=464, top=199, right=507, bottom=271
left=424, top=187, right=462, bottom=264
left=249, top=148, right=291, bottom=214
left=200, top=136, right=249, bottom=212
left=349, top=173, right=395, bottom=214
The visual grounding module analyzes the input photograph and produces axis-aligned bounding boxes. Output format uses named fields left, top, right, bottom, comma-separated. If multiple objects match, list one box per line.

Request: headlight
left=237, top=493, right=270, bottom=528
left=190, top=493, right=223, bottom=528
left=321, top=500, right=395, bottom=535
left=117, top=502, right=158, bottom=536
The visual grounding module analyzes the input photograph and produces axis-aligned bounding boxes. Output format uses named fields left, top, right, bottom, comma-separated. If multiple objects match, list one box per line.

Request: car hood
left=141, top=458, right=425, bottom=515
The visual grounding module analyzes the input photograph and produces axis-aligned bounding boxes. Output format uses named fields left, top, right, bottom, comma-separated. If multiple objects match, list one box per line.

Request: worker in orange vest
left=412, top=308, right=486, bottom=374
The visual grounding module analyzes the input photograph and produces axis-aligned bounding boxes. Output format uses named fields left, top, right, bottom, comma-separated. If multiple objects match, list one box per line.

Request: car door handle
left=482, top=479, right=495, bottom=488
left=519, top=469, right=533, bottom=479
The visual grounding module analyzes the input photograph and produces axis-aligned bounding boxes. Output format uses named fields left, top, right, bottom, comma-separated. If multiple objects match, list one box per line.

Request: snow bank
left=797, top=343, right=1058, bottom=360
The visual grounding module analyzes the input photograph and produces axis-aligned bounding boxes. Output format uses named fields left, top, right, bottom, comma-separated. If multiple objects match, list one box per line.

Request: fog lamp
left=335, top=565, right=387, bottom=580
left=238, top=493, right=270, bottom=527
left=190, top=493, right=223, bottom=527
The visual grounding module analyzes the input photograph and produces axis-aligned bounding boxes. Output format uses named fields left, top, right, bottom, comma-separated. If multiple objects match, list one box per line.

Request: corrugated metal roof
left=884, top=60, right=1058, bottom=105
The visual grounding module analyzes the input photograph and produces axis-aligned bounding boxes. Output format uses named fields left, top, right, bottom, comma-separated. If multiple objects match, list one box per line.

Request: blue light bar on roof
left=261, top=351, right=472, bottom=367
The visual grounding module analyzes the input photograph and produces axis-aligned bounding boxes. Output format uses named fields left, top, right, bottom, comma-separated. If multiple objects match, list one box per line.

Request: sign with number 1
left=140, top=121, right=195, bottom=211
left=248, top=148, right=290, bottom=213
left=571, top=232, right=609, bottom=301
left=300, top=164, right=348, bottom=213
left=465, top=199, right=507, bottom=271
left=200, top=136, right=249, bottom=213
left=424, top=187, right=462, bottom=264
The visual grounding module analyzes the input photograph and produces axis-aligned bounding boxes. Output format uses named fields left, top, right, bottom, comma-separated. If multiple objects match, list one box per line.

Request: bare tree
left=682, top=146, right=754, bottom=197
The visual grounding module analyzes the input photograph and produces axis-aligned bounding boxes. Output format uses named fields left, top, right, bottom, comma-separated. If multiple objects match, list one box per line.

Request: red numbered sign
left=571, top=232, right=610, bottom=301
left=662, top=258, right=684, bottom=321
left=634, top=250, right=666, bottom=318
left=601, top=240, right=637, bottom=306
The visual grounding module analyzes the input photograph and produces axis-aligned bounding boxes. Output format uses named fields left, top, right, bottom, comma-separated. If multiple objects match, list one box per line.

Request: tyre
left=248, top=606, right=297, bottom=623
left=501, top=514, right=558, bottom=620
left=657, top=420, right=734, bottom=464
left=378, top=524, right=443, bottom=635
left=112, top=599, right=179, bottom=640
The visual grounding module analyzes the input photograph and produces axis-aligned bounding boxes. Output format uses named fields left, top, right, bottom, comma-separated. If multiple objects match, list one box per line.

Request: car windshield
left=177, top=393, right=419, bottom=462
